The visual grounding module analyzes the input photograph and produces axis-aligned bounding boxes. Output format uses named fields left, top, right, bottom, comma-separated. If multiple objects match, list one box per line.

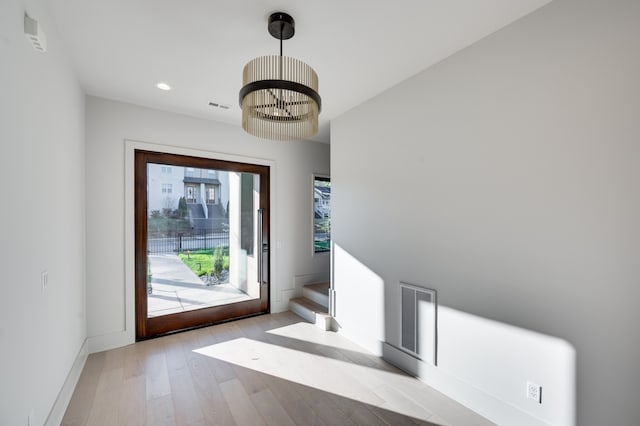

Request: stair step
left=289, top=297, right=331, bottom=330
left=302, top=282, right=330, bottom=308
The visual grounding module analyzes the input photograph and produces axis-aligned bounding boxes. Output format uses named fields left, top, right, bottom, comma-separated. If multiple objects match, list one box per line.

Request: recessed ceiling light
left=156, top=82, right=171, bottom=91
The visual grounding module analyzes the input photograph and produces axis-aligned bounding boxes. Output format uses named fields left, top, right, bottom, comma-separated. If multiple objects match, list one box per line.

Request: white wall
left=85, top=96, right=330, bottom=349
left=331, top=0, right=640, bottom=425
left=0, top=0, right=86, bottom=425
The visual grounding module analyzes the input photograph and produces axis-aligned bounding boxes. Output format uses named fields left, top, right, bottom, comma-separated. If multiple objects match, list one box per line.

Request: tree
left=177, top=196, right=188, bottom=218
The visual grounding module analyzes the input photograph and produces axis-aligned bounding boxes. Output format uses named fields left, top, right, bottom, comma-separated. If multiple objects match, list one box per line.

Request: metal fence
left=147, top=229, right=230, bottom=255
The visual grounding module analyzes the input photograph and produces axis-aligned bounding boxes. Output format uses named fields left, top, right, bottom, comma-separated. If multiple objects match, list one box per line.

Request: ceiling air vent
left=209, top=102, right=230, bottom=110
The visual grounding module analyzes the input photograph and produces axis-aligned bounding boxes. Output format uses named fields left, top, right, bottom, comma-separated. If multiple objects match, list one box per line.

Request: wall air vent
left=400, top=282, right=437, bottom=365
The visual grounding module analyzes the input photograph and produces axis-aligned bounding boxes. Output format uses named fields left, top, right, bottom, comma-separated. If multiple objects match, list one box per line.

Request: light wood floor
left=62, top=312, right=494, bottom=426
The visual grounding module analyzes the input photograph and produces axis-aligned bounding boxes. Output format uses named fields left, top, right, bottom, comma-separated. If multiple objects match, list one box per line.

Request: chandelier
left=239, top=12, right=321, bottom=141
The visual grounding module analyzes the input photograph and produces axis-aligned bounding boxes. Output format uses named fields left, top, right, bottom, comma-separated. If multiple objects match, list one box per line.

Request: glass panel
left=313, top=176, right=331, bottom=253
left=146, top=164, right=260, bottom=318
left=206, top=187, right=215, bottom=203
left=241, top=173, right=255, bottom=256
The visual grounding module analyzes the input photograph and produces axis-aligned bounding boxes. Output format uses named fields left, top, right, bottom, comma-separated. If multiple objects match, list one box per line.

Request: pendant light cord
left=279, top=23, right=283, bottom=57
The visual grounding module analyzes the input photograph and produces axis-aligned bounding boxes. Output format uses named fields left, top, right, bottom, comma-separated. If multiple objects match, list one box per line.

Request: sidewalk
left=147, top=254, right=252, bottom=317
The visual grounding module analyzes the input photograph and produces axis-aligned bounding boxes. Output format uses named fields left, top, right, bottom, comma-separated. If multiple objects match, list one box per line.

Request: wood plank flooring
left=62, top=312, right=494, bottom=426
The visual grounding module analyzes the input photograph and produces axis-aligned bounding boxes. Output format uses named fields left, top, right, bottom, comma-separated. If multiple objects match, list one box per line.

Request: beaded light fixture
left=239, top=12, right=321, bottom=141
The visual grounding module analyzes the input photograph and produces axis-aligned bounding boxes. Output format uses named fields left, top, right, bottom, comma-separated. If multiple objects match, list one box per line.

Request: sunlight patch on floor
left=194, top=336, right=434, bottom=421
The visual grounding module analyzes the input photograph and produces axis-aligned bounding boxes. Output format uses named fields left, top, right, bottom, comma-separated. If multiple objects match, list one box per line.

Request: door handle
left=257, top=208, right=264, bottom=284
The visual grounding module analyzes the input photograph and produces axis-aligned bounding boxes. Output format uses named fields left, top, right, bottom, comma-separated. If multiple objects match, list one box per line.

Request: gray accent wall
left=331, top=0, right=640, bottom=425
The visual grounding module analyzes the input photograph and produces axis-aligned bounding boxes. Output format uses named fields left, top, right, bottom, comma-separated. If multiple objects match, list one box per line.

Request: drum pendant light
left=239, top=12, right=321, bottom=141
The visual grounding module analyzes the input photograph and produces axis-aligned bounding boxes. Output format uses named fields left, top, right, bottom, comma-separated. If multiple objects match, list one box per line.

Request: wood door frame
left=134, top=150, right=270, bottom=340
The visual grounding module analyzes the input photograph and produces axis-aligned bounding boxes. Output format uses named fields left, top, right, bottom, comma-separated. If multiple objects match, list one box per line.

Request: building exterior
left=147, top=164, right=230, bottom=230
left=147, top=164, right=185, bottom=214
left=314, top=186, right=330, bottom=218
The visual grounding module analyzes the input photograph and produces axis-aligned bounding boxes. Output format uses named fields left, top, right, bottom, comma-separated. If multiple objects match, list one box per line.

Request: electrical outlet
left=526, top=381, right=542, bottom=404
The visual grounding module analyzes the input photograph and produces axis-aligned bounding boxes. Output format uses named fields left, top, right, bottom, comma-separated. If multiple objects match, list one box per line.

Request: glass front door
left=135, top=150, right=270, bottom=339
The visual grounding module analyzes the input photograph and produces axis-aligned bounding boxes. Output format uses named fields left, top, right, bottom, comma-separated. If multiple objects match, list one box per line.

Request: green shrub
left=213, top=246, right=225, bottom=278
left=178, top=247, right=229, bottom=278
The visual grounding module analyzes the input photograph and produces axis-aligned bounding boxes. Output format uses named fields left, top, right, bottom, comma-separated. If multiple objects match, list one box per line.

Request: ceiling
left=47, top=0, right=550, bottom=143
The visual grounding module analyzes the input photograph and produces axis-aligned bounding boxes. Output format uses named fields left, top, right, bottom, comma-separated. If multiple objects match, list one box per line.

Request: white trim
left=382, top=343, right=553, bottom=426
left=44, top=339, right=89, bottom=426
left=123, top=141, right=137, bottom=348
left=122, top=139, right=278, bottom=345
left=329, top=241, right=335, bottom=316
left=88, top=330, right=133, bottom=354
left=336, top=323, right=384, bottom=357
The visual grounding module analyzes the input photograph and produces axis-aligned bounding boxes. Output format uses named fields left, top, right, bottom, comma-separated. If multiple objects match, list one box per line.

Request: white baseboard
left=88, top=330, right=134, bottom=354
left=382, top=342, right=551, bottom=426
left=271, top=300, right=290, bottom=314
left=333, top=321, right=384, bottom=357
left=45, top=339, right=89, bottom=426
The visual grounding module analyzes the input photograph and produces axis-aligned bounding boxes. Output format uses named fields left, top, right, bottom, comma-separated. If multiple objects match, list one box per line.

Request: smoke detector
left=24, top=14, right=47, bottom=52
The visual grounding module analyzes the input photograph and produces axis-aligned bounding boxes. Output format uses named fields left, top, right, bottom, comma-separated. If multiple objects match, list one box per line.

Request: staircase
left=188, top=203, right=227, bottom=231
left=207, top=203, right=225, bottom=219
left=187, top=203, right=206, bottom=218
left=289, top=282, right=332, bottom=330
